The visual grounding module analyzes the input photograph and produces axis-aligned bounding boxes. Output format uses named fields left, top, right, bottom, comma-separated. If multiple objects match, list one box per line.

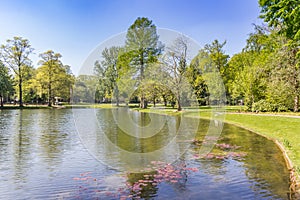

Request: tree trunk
left=294, top=95, right=299, bottom=112
left=163, top=96, right=167, bottom=106
left=139, top=52, right=147, bottom=109
left=140, top=95, right=147, bottom=109
left=177, top=95, right=182, bottom=111
left=115, top=85, right=119, bottom=107
left=48, top=83, right=52, bottom=107
left=153, top=97, right=156, bottom=107
left=0, top=95, right=3, bottom=107
left=19, top=75, right=23, bottom=107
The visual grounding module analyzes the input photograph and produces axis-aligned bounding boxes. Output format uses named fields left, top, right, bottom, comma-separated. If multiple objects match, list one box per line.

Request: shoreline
left=138, top=108, right=300, bottom=198
left=1, top=105, right=299, bottom=197
left=203, top=117, right=299, bottom=197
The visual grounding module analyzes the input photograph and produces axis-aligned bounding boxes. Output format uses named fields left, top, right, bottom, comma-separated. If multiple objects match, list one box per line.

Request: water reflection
left=0, top=109, right=291, bottom=199
left=74, top=108, right=197, bottom=171
left=13, top=110, right=31, bottom=184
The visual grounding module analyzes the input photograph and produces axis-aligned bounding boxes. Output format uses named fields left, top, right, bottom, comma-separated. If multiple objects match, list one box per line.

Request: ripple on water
left=0, top=109, right=291, bottom=199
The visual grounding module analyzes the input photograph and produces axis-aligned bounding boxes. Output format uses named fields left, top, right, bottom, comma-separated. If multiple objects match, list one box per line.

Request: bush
left=252, top=100, right=288, bottom=112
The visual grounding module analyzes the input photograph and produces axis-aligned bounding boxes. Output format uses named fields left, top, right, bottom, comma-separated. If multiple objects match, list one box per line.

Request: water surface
left=0, top=109, right=290, bottom=199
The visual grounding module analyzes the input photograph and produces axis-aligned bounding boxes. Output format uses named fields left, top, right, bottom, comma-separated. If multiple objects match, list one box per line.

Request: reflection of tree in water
left=166, top=159, right=189, bottom=194
left=127, top=171, right=159, bottom=199
left=126, top=160, right=192, bottom=199
left=12, top=110, right=34, bottom=183
left=0, top=111, right=13, bottom=163
left=97, top=109, right=176, bottom=153
left=221, top=124, right=290, bottom=197
left=191, top=121, right=290, bottom=198
left=38, top=109, right=70, bottom=170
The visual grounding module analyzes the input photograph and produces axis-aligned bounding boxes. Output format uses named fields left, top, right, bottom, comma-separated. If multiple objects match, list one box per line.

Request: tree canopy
left=1, top=10, right=300, bottom=112
left=0, top=37, right=34, bottom=107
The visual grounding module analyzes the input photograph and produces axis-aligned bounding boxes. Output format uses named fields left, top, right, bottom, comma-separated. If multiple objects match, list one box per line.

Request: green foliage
left=225, top=25, right=299, bottom=111
left=125, top=17, right=163, bottom=108
left=37, top=50, right=74, bottom=105
left=259, top=0, right=300, bottom=41
left=0, top=37, right=34, bottom=107
left=259, top=0, right=300, bottom=112
left=1, top=12, right=299, bottom=113
left=73, top=75, right=98, bottom=103
left=188, top=40, right=227, bottom=106
left=204, top=40, right=229, bottom=75
left=0, top=61, right=14, bottom=106
left=94, top=46, right=122, bottom=105
left=125, top=17, right=163, bottom=72
left=251, top=99, right=288, bottom=112
left=20, top=65, right=38, bottom=103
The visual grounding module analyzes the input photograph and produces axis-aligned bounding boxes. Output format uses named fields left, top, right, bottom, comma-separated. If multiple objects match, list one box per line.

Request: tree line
left=1, top=0, right=299, bottom=111
left=80, top=0, right=299, bottom=112
left=0, top=38, right=75, bottom=107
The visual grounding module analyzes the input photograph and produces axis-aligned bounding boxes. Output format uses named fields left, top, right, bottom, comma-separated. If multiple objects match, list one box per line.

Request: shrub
left=252, top=100, right=288, bottom=112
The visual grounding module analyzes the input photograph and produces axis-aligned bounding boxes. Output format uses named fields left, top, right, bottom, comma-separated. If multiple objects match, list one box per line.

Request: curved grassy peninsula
left=139, top=107, right=300, bottom=197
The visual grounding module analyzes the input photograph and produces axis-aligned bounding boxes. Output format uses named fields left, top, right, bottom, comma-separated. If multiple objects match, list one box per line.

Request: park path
left=227, top=112, right=300, bottom=119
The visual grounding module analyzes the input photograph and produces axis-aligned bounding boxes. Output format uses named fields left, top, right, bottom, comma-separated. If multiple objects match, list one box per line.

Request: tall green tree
left=125, top=17, right=163, bottom=108
left=18, top=65, right=37, bottom=103
left=204, top=40, right=229, bottom=102
left=204, top=40, right=229, bottom=75
left=265, top=34, right=299, bottom=111
left=94, top=46, right=122, bottom=105
left=73, top=75, right=98, bottom=103
left=37, top=50, right=62, bottom=106
left=54, top=65, right=75, bottom=103
left=188, top=40, right=228, bottom=106
left=259, top=0, right=300, bottom=111
left=259, top=0, right=300, bottom=44
left=0, top=61, right=13, bottom=107
left=37, top=50, right=74, bottom=106
left=227, top=26, right=273, bottom=109
left=0, top=37, right=34, bottom=107
left=188, top=50, right=209, bottom=105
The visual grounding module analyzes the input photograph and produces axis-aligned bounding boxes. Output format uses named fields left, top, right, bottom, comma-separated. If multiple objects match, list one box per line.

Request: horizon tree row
left=87, top=6, right=299, bottom=112
left=1, top=0, right=299, bottom=111
left=0, top=37, right=75, bottom=107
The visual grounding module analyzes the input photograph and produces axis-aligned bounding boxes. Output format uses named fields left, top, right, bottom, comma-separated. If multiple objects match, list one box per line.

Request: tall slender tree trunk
left=19, top=73, right=23, bottom=107
left=0, top=95, right=3, bottom=107
left=163, top=96, right=167, bottom=106
left=177, top=94, right=182, bottom=111
left=139, top=54, right=147, bottom=109
left=140, top=96, right=147, bottom=109
left=294, top=95, right=299, bottom=112
left=48, top=83, right=51, bottom=107
left=115, top=85, right=119, bottom=107
left=48, top=61, right=52, bottom=107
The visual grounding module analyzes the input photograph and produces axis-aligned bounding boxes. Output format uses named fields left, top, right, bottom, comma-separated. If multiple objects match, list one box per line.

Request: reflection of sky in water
left=0, top=109, right=290, bottom=199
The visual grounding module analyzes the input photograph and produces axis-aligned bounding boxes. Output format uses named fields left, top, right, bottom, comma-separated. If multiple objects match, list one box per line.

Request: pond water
left=0, top=109, right=290, bottom=199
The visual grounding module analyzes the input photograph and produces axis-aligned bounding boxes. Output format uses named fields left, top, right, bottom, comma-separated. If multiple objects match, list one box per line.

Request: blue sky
left=0, top=0, right=262, bottom=75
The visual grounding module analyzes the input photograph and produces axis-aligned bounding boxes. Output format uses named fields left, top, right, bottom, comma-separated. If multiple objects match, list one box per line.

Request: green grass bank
left=137, top=106, right=300, bottom=195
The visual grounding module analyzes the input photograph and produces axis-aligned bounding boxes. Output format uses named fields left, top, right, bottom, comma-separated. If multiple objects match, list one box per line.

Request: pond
left=0, top=108, right=290, bottom=199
